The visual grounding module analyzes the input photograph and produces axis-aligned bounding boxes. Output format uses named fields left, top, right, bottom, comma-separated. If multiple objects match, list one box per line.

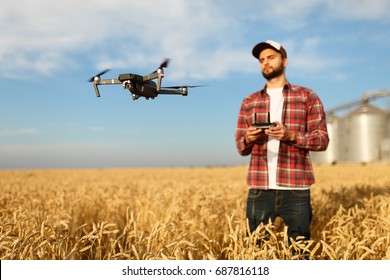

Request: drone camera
left=122, top=81, right=132, bottom=90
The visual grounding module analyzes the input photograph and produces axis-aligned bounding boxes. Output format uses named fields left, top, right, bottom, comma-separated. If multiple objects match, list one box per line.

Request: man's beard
left=262, top=63, right=285, bottom=80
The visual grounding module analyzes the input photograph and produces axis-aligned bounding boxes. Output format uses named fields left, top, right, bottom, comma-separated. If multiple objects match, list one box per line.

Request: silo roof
left=345, top=103, right=387, bottom=117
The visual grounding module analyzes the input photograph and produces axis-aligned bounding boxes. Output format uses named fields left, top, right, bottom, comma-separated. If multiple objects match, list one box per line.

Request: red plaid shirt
left=236, top=83, right=329, bottom=189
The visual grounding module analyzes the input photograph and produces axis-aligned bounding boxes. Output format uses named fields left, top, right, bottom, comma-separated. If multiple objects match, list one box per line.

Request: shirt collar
left=259, top=82, right=291, bottom=95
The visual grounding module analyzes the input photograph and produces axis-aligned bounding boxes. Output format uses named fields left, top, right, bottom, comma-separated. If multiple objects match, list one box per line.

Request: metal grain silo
left=310, top=113, right=339, bottom=164
left=380, top=112, right=390, bottom=161
left=387, top=111, right=390, bottom=137
left=380, top=138, right=390, bottom=161
left=339, top=103, right=388, bottom=163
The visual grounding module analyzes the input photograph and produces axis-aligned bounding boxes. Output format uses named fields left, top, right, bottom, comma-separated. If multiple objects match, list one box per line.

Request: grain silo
left=379, top=111, right=390, bottom=161
left=339, top=103, right=388, bottom=163
left=310, top=113, right=339, bottom=164
left=380, top=138, right=390, bottom=161
left=310, top=89, right=390, bottom=164
left=387, top=111, right=390, bottom=137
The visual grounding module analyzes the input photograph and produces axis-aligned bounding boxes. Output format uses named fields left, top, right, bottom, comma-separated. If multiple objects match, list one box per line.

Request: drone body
left=89, top=59, right=204, bottom=100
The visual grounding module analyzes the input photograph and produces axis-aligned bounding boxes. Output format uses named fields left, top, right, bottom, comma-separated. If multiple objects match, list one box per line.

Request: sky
left=1, top=0, right=390, bottom=169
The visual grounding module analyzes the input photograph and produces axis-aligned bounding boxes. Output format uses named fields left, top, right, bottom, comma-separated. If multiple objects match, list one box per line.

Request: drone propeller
left=152, top=58, right=170, bottom=73
left=88, top=69, right=111, bottom=82
left=160, top=58, right=170, bottom=68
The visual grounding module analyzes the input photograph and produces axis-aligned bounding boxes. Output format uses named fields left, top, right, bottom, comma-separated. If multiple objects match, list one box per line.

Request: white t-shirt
left=266, top=88, right=309, bottom=190
left=266, top=88, right=284, bottom=189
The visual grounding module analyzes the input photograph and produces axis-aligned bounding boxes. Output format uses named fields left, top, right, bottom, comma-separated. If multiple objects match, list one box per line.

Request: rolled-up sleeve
left=293, top=92, right=329, bottom=151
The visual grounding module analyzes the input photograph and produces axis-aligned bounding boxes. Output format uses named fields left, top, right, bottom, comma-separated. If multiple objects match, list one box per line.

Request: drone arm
left=158, top=88, right=188, bottom=96
left=156, top=69, right=164, bottom=91
left=93, top=82, right=100, bottom=97
left=96, top=78, right=121, bottom=85
left=142, top=72, right=159, bottom=81
left=143, top=69, right=164, bottom=91
left=92, top=78, right=121, bottom=98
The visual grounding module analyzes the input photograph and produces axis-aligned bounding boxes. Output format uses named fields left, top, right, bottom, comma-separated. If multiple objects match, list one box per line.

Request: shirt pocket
left=284, top=98, right=307, bottom=132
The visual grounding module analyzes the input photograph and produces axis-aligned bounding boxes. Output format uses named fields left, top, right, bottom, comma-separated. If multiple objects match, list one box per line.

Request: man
left=235, top=40, right=329, bottom=242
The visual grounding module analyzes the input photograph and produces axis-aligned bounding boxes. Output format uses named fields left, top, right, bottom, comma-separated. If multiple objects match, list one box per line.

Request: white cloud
left=0, top=0, right=248, bottom=79
left=284, top=37, right=346, bottom=79
left=0, top=0, right=388, bottom=80
left=238, top=0, right=323, bottom=30
left=325, top=0, right=390, bottom=20
left=240, top=0, right=390, bottom=23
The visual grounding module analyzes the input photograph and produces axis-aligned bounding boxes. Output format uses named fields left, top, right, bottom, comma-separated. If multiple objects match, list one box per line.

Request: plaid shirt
left=235, top=83, right=329, bottom=189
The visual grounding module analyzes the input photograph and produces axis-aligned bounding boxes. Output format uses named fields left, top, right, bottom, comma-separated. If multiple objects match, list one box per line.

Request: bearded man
left=235, top=40, right=329, bottom=243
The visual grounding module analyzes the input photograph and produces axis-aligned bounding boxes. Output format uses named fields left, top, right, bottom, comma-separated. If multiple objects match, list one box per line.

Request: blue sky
left=1, top=0, right=390, bottom=169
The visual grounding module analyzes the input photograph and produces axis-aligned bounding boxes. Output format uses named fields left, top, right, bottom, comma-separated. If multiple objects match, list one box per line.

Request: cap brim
left=252, top=42, right=279, bottom=59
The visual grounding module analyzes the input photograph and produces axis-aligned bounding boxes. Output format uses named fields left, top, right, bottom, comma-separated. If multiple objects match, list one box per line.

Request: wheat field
left=0, top=163, right=389, bottom=260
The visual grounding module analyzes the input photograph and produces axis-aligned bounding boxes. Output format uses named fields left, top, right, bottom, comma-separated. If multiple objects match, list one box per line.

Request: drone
left=88, top=59, right=205, bottom=100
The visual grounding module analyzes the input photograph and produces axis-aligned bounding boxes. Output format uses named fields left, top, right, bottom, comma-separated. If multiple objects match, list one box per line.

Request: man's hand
left=244, top=126, right=264, bottom=146
left=265, top=121, right=297, bottom=142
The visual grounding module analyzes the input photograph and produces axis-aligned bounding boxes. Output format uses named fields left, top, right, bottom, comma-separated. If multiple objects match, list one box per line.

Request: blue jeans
left=246, top=189, right=312, bottom=240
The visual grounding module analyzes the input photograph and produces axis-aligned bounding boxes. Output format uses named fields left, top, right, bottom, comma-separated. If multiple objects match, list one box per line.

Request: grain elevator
left=310, top=90, right=390, bottom=164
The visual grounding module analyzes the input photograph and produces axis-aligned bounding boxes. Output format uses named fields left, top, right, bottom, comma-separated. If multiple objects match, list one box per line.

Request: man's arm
left=266, top=93, right=329, bottom=151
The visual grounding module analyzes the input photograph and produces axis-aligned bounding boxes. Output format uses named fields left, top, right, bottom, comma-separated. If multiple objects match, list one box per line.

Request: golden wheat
left=0, top=164, right=389, bottom=260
